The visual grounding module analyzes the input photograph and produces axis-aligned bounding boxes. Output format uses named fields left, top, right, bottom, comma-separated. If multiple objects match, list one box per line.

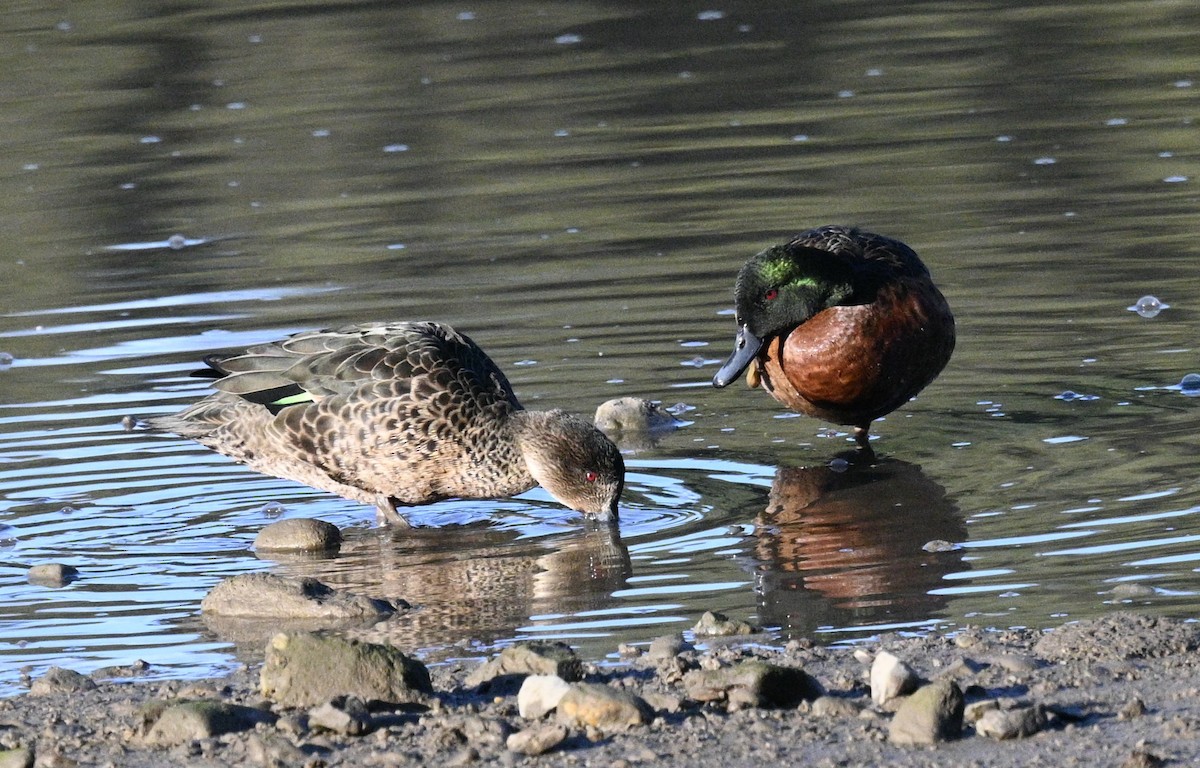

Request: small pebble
left=253, top=518, right=342, bottom=552
left=27, top=563, right=80, bottom=587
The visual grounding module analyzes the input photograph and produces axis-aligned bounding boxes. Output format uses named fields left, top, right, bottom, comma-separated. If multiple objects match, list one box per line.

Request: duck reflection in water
left=249, top=520, right=631, bottom=650
left=753, top=453, right=966, bottom=636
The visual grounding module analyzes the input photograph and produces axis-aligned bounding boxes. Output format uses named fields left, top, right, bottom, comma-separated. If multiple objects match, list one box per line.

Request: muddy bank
left=2, top=612, right=1197, bottom=767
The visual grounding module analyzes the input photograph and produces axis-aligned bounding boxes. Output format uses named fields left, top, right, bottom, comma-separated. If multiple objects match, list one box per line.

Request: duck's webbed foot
left=375, top=496, right=413, bottom=529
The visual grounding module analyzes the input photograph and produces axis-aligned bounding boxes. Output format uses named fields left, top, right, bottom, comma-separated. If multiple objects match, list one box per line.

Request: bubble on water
left=139, top=135, right=162, bottom=144
left=261, top=502, right=286, bottom=518
left=1034, top=156, right=1056, bottom=165
left=837, top=89, right=855, bottom=98
left=513, top=359, right=537, bottom=367
left=681, top=356, right=717, bottom=368
left=791, top=134, right=809, bottom=142
left=1158, top=151, right=1174, bottom=158
left=554, top=33, right=582, bottom=45
left=553, top=128, right=570, bottom=137
left=1128, top=295, right=1169, bottom=317
left=995, top=135, right=1013, bottom=142
left=828, top=457, right=850, bottom=473
left=1179, top=373, right=1200, bottom=396
left=167, top=233, right=188, bottom=250
left=666, top=402, right=696, bottom=416
left=697, top=10, right=725, bottom=20
left=1104, top=117, right=1128, bottom=126
left=311, top=129, right=330, bottom=138
left=0, top=352, right=13, bottom=371
left=383, top=143, right=410, bottom=153
left=1163, top=175, right=1189, bottom=183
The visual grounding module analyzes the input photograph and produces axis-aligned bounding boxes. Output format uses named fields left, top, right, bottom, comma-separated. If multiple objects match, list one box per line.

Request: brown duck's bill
left=712, top=324, right=763, bottom=388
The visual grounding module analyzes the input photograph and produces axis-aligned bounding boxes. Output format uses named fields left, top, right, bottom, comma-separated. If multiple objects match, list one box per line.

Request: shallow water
left=1, top=1, right=1199, bottom=696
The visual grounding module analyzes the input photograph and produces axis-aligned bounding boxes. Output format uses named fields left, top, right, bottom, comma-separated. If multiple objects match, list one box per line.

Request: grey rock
left=0, top=748, right=33, bottom=768
left=1121, top=749, right=1166, bottom=768
left=307, top=700, right=370, bottom=735
left=1034, top=613, right=1200, bottom=662
left=506, top=723, right=569, bottom=756
left=692, top=610, right=758, bottom=637
left=989, top=652, right=1039, bottom=675
left=200, top=573, right=396, bottom=620
left=260, top=631, right=432, bottom=708
left=594, top=397, right=681, bottom=452
left=1110, top=583, right=1156, bottom=598
left=245, top=733, right=310, bottom=766
left=974, top=704, right=1047, bottom=739
left=963, top=698, right=1001, bottom=724
left=142, top=699, right=273, bottom=745
left=90, top=660, right=151, bottom=680
left=683, top=661, right=822, bottom=708
left=517, top=674, right=571, bottom=719
left=466, top=640, right=583, bottom=690
left=26, top=563, right=79, bottom=587
left=556, top=683, right=653, bottom=731
left=647, top=633, right=690, bottom=660
left=1119, top=696, right=1147, bottom=719
left=254, top=518, right=342, bottom=552
left=888, top=680, right=965, bottom=745
left=921, top=539, right=959, bottom=553
left=811, top=696, right=861, bottom=718
left=29, top=666, right=97, bottom=696
left=870, top=651, right=919, bottom=706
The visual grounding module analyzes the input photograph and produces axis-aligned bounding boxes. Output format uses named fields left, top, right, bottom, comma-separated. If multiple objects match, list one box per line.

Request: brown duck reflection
left=255, top=522, right=631, bottom=651
left=754, top=454, right=966, bottom=635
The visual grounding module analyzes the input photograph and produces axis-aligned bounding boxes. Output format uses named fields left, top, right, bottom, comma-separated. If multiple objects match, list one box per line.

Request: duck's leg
left=375, top=495, right=413, bottom=528
left=852, top=425, right=873, bottom=451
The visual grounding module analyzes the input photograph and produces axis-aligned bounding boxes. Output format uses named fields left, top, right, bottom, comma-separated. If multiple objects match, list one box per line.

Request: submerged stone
left=201, top=573, right=397, bottom=620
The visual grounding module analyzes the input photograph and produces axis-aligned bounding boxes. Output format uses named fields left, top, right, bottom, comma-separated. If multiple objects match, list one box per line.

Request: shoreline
left=2, top=612, right=1196, bottom=767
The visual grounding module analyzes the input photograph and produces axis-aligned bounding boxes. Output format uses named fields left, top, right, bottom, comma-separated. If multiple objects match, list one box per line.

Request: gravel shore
left=3, top=612, right=1198, bottom=767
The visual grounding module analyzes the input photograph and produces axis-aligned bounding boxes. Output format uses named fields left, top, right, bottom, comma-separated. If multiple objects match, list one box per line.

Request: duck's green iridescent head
left=713, top=244, right=858, bottom=388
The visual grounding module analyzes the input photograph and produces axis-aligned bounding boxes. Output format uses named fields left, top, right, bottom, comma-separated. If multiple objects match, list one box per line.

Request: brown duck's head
left=517, top=410, right=625, bottom=524
left=713, top=243, right=861, bottom=388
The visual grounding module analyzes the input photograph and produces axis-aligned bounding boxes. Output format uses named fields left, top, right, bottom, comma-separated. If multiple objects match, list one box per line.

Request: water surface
left=1, top=1, right=1199, bottom=696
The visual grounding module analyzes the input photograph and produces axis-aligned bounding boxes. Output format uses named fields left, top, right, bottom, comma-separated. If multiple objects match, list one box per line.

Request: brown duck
left=151, top=321, right=625, bottom=526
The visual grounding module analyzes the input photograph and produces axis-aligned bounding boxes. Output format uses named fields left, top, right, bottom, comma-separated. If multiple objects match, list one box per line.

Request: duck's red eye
left=764, top=288, right=779, bottom=301
left=585, top=471, right=599, bottom=483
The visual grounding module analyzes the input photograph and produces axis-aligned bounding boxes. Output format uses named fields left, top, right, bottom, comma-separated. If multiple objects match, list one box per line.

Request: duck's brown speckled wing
left=162, top=321, right=529, bottom=506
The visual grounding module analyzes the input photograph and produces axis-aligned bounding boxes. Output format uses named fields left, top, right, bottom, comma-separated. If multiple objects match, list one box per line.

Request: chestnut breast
left=752, top=277, right=954, bottom=428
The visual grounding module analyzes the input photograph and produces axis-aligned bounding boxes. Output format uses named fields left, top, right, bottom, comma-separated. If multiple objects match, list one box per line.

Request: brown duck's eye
left=764, top=288, right=779, bottom=301
left=585, top=471, right=599, bottom=483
